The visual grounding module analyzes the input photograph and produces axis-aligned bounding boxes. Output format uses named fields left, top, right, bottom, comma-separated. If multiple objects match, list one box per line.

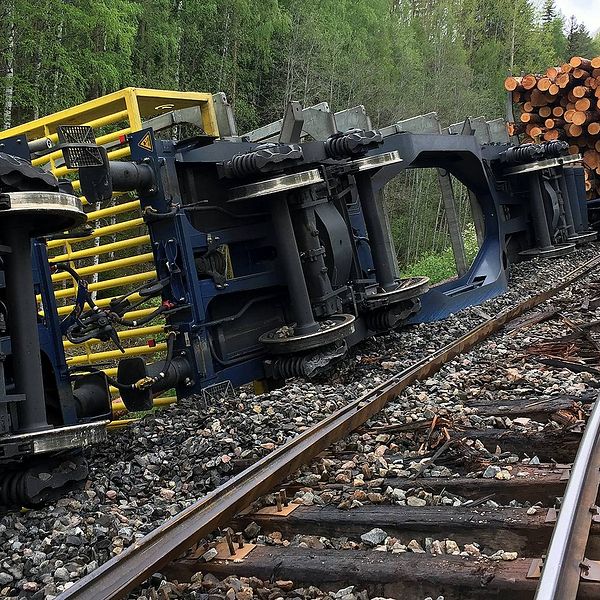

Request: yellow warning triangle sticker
left=138, top=131, right=153, bottom=152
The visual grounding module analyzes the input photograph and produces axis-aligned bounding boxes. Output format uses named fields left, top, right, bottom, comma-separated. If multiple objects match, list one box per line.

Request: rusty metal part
left=533, top=385, right=600, bottom=597
left=57, top=255, right=600, bottom=600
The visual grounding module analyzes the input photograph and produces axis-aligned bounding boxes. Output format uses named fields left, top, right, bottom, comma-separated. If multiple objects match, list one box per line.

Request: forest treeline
left=1, top=0, right=599, bottom=132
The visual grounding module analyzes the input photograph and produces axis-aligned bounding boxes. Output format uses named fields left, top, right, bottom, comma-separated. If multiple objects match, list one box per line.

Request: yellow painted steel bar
left=80, top=190, right=129, bottom=207
left=47, top=218, right=145, bottom=248
left=108, top=419, right=139, bottom=429
left=50, top=235, right=150, bottom=262
left=73, top=347, right=166, bottom=379
left=51, top=253, right=154, bottom=282
left=25, top=109, right=131, bottom=156
left=124, top=88, right=143, bottom=131
left=52, top=270, right=155, bottom=300
left=111, top=396, right=175, bottom=412
left=67, top=342, right=166, bottom=365
left=55, top=297, right=147, bottom=316
left=0, top=89, right=141, bottom=142
left=86, top=200, right=141, bottom=222
left=41, top=302, right=152, bottom=320
left=2, top=88, right=219, bottom=148
left=34, top=127, right=132, bottom=167
left=63, top=324, right=164, bottom=349
left=83, top=360, right=169, bottom=380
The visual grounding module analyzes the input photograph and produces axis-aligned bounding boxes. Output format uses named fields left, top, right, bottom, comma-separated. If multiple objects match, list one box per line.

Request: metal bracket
left=527, top=558, right=543, bottom=579
left=545, top=507, right=558, bottom=523
left=253, top=502, right=300, bottom=516
left=580, top=559, right=600, bottom=582
left=214, top=541, right=256, bottom=562
left=545, top=506, right=600, bottom=523
left=279, top=102, right=304, bottom=144
left=526, top=557, right=600, bottom=582
left=156, top=239, right=185, bottom=302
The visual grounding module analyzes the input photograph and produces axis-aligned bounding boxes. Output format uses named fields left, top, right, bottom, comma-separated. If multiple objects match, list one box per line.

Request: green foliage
left=566, top=16, right=599, bottom=59
left=401, top=226, right=480, bottom=284
left=0, top=0, right=597, bottom=279
left=401, top=245, right=458, bottom=284
left=1, top=0, right=594, bottom=130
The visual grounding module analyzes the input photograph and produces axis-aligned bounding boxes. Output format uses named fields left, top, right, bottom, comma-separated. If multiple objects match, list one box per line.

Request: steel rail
left=534, top=393, right=600, bottom=598
left=57, top=254, right=600, bottom=600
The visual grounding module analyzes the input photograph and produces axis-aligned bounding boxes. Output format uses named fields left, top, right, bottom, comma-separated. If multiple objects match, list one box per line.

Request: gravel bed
left=0, top=244, right=598, bottom=599
left=288, top=260, right=600, bottom=510
left=132, top=573, right=443, bottom=600
left=252, top=246, right=600, bottom=582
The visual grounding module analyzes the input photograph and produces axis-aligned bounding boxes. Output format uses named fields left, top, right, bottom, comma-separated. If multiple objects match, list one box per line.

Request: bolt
left=225, top=529, right=236, bottom=556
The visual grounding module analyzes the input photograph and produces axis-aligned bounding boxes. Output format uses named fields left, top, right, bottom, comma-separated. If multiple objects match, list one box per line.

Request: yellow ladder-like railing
left=0, top=88, right=219, bottom=404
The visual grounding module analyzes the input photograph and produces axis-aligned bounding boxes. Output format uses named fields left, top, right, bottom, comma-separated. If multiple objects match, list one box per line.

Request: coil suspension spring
left=0, top=469, right=30, bottom=506
left=228, top=144, right=303, bottom=178
left=366, top=299, right=421, bottom=331
left=504, top=140, right=568, bottom=165
left=324, top=129, right=383, bottom=159
left=230, top=152, right=264, bottom=178
left=269, top=355, right=308, bottom=379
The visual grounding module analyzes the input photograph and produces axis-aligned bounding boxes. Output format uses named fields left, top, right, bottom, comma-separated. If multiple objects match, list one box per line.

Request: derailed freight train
left=0, top=91, right=594, bottom=505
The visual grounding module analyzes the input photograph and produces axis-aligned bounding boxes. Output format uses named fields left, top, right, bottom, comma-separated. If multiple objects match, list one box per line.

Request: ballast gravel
left=0, top=245, right=598, bottom=599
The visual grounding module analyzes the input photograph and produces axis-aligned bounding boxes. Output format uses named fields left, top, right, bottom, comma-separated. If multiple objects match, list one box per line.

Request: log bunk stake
left=505, top=55, right=600, bottom=199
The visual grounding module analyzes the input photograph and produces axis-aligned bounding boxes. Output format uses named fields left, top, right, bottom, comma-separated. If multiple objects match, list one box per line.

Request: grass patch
left=401, top=226, right=479, bottom=284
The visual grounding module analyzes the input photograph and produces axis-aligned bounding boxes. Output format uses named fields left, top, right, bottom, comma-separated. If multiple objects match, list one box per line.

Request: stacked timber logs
left=505, top=56, right=600, bottom=198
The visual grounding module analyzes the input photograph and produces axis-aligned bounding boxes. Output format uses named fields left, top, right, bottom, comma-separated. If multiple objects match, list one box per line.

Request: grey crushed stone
left=0, top=245, right=597, bottom=599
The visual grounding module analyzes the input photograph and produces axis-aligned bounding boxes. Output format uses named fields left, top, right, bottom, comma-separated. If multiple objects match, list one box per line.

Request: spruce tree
left=541, top=0, right=556, bottom=25
left=566, top=16, right=596, bottom=58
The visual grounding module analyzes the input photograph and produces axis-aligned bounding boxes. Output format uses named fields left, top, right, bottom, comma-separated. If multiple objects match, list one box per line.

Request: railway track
left=57, top=254, right=600, bottom=600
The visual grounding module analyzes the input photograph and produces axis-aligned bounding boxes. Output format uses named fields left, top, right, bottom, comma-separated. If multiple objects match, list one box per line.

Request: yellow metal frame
left=1, top=88, right=219, bottom=410
left=2, top=87, right=218, bottom=144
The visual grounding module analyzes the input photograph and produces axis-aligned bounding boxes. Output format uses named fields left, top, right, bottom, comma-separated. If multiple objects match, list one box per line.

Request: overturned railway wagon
left=0, top=88, right=595, bottom=505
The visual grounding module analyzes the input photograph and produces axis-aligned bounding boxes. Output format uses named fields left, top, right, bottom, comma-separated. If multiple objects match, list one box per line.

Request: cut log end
left=528, top=126, right=543, bottom=138
left=570, top=56, right=593, bottom=70
left=511, top=58, right=600, bottom=201
left=588, top=122, right=600, bottom=136
left=575, top=98, right=591, bottom=112
left=522, top=74, right=538, bottom=90
left=537, top=77, right=552, bottom=91
left=504, top=76, right=523, bottom=92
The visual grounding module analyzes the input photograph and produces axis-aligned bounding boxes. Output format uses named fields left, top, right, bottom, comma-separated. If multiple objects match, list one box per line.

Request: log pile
left=505, top=56, right=600, bottom=198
